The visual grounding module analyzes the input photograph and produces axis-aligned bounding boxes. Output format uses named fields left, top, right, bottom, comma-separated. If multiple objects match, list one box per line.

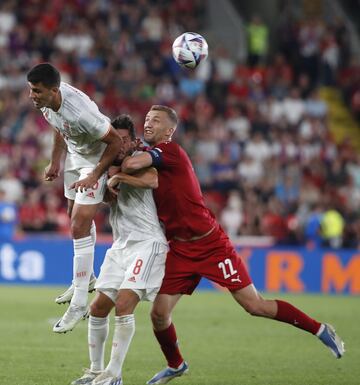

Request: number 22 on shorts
left=218, top=258, right=238, bottom=279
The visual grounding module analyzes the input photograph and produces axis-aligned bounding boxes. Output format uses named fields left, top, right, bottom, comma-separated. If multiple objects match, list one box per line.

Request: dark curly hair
left=111, top=114, right=136, bottom=140
left=27, top=63, right=61, bottom=88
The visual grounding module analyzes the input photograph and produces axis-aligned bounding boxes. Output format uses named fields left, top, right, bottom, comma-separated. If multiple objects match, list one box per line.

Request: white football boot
left=92, top=370, right=122, bottom=385
left=53, top=304, right=89, bottom=333
left=71, top=368, right=101, bottom=385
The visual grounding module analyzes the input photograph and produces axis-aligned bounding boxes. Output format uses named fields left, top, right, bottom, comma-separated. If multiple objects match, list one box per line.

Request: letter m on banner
left=322, top=253, right=360, bottom=294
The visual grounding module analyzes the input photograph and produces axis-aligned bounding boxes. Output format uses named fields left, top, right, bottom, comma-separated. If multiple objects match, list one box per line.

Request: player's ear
left=169, top=126, right=176, bottom=136
left=51, top=86, right=59, bottom=94
left=165, top=127, right=172, bottom=138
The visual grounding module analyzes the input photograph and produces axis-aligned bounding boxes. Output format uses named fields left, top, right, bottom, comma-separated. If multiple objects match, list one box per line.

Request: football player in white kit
left=71, top=115, right=168, bottom=385
left=27, top=63, right=122, bottom=333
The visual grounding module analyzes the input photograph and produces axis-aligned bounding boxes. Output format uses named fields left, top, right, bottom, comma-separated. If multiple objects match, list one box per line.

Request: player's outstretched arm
left=108, top=167, right=158, bottom=192
left=121, top=152, right=153, bottom=174
left=44, top=130, right=66, bottom=181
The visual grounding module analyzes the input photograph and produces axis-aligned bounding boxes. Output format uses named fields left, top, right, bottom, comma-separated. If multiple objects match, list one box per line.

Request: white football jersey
left=41, top=82, right=110, bottom=168
left=109, top=154, right=166, bottom=249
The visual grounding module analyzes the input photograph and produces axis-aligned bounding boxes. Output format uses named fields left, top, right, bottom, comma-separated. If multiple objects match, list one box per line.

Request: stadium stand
left=0, top=0, right=359, bottom=248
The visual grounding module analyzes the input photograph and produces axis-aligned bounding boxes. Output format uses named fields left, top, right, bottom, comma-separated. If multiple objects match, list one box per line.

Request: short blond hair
left=150, top=105, right=178, bottom=127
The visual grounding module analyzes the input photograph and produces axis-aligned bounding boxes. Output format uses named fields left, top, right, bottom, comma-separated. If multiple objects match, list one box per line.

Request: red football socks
left=154, top=323, right=184, bottom=369
left=275, top=300, right=321, bottom=334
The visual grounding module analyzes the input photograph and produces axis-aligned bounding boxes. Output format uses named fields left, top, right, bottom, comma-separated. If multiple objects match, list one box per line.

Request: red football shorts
left=159, top=225, right=252, bottom=295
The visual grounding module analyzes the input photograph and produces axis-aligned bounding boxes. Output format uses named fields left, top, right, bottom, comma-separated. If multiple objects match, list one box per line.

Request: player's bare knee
left=241, top=300, right=265, bottom=317
left=70, top=221, right=82, bottom=238
left=115, top=298, right=133, bottom=316
left=150, top=308, right=169, bottom=330
left=243, top=297, right=275, bottom=317
left=90, top=301, right=102, bottom=317
left=70, top=218, right=91, bottom=239
left=90, top=298, right=111, bottom=317
left=114, top=290, right=139, bottom=316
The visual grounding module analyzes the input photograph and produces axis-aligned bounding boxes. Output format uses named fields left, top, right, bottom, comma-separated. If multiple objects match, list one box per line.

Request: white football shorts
left=64, top=167, right=107, bottom=204
left=95, top=239, right=168, bottom=303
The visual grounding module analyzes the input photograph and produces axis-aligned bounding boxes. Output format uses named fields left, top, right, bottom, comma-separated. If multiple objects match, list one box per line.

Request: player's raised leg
left=231, top=284, right=345, bottom=358
left=147, top=293, right=189, bottom=385
left=55, top=216, right=97, bottom=305
left=54, top=169, right=108, bottom=333
left=70, top=202, right=99, bottom=306
left=53, top=202, right=98, bottom=332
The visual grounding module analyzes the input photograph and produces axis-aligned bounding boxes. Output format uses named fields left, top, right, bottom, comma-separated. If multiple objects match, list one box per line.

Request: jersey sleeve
left=77, top=108, right=110, bottom=140
left=147, top=142, right=179, bottom=169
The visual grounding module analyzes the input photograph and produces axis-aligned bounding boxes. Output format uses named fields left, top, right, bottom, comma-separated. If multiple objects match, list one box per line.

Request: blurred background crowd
left=0, top=0, right=359, bottom=248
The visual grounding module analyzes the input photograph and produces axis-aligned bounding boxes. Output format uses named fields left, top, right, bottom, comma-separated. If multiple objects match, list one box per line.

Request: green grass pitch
left=0, top=286, right=359, bottom=385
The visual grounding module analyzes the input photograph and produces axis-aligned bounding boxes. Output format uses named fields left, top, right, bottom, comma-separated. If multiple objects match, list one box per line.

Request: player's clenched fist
left=44, top=162, right=60, bottom=181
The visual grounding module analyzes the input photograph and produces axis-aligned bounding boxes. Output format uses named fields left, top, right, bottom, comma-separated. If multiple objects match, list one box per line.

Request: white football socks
left=106, top=315, right=135, bottom=377
left=71, top=235, right=94, bottom=307
left=89, top=315, right=109, bottom=372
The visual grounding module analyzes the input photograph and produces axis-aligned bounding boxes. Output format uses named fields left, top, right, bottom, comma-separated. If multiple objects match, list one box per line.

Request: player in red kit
left=121, top=105, right=345, bottom=384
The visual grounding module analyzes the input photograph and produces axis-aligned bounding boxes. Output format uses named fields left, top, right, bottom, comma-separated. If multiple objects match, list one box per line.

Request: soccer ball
left=172, top=32, right=208, bottom=69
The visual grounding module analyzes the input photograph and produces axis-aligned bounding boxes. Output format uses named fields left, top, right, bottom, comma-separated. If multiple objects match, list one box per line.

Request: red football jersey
left=147, top=141, right=216, bottom=241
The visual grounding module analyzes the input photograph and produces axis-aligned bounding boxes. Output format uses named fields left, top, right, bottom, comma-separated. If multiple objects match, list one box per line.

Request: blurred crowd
left=0, top=0, right=359, bottom=248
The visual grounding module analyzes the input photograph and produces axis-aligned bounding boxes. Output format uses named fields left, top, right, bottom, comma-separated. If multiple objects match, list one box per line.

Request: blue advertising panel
left=1, top=238, right=359, bottom=295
